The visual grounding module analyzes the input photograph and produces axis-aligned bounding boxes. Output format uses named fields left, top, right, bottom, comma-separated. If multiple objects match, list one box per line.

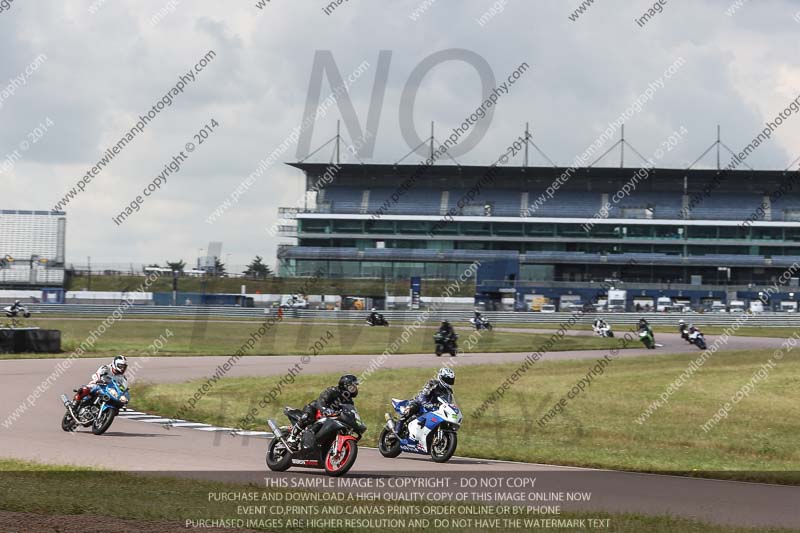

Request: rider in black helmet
left=289, top=374, right=360, bottom=441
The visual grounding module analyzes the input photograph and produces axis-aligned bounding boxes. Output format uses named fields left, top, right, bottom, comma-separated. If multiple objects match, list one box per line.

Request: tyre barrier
left=0, top=327, right=61, bottom=353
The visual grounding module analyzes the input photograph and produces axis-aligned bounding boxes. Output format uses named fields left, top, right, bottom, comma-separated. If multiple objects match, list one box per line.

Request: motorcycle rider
left=5, top=299, right=22, bottom=316
left=638, top=317, right=651, bottom=333
left=395, top=367, right=455, bottom=437
left=289, top=374, right=360, bottom=444
left=439, top=319, right=455, bottom=337
left=71, top=355, right=128, bottom=410
left=368, top=307, right=380, bottom=325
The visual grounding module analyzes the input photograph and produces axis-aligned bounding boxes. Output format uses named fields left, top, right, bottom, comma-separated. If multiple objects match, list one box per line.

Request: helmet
left=371, top=307, right=376, bottom=311
left=679, top=319, right=685, bottom=325
left=338, top=374, right=359, bottom=398
left=441, top=319, right=450, bottom=326
left=111, top=355, right=128, bottom=375
left=14, top=300, right=19, bottom=305
left=437, top=367, right=455, bottom=390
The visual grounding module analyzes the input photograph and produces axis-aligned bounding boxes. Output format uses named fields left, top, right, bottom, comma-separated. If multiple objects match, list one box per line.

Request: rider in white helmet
left=71, top=355, right=128, bottom=410
left=395, top=367, right=456, bottom=436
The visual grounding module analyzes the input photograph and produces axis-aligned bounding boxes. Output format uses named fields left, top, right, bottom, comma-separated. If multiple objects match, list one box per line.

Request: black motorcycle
left=366, top=313, right=389, bottom=327
left=434, top=332, right=458, bottom=357
left=266, top=403, right=366, bottom=477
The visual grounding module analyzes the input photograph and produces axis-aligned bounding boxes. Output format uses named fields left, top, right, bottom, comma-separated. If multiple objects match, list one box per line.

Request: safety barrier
left=24, top=304, right=800, bottom=327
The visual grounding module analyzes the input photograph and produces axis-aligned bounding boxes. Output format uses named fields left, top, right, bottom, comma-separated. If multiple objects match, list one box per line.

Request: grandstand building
left=0, top=210, right=66, bottom=287
left=277, top=163, right=800, bottom=308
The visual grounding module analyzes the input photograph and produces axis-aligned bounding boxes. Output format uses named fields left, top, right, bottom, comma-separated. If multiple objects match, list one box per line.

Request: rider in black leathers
left=289, top=374, right=359, bottom=442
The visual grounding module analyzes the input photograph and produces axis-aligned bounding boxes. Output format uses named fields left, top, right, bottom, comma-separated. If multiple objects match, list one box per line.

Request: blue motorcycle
left=379, top=396, right=462, bottom=463
left=61, top=376, right=130, bottom=435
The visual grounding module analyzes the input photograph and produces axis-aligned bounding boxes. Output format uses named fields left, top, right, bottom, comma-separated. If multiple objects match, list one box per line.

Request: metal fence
left=25, top=304, right=800, bottom=327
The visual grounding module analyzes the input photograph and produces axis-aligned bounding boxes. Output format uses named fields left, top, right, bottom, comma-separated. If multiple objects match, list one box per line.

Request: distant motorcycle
left=639, top=327, right=655, bottom=349
left=469, top=317, right=493, bottom=331
left=266, top=403, right=366, bottom=477
left=592, top=322, right=614, bottom=338
left=434, top=332, right=458, bottom=357
left=688, top=330, right=707, bottom=350
left=4, top=304, right=30, bottom=318
left=60, top=376, right=129, bottom=435
left=380, top=395, right=462, bottom=463
left=366, top=313, right=389, bottom=327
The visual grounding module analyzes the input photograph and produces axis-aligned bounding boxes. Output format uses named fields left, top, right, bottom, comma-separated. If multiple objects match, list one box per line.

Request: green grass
left=0, top=459, right=790, bottom=533
left=134, top=349, right=800, bottom=485
left=1, top=318, right=626, bottom=359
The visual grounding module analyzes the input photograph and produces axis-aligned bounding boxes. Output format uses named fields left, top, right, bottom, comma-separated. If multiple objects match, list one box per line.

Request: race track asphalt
left=1, top=332, right=797, bottom=528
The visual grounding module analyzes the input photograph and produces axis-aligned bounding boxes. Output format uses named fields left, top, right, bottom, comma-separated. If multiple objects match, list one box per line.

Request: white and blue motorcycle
left=379, top=396, right=462, bottom=463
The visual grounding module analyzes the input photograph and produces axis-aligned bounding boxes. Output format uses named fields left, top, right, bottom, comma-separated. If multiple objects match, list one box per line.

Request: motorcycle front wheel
left=378, top=428, right=401, bottom=458
left=430, top=430, right=457, bottom=463
left=324, top=439, right=358, bottom=477
left=91, top=408, right=115, bottom=435
left=266, top=436, right=292, bottom=472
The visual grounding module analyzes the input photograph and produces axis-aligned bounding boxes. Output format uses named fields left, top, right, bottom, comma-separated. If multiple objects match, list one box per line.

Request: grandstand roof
left=288, top=163, right=797, bottom=193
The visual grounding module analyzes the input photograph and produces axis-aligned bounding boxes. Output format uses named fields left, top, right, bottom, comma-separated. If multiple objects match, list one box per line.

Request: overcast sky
left=2, top=0, right=800, bottom=269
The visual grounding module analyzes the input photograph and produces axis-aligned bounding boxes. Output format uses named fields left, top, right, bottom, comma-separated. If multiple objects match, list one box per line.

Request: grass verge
left=0, top=319, right=626, bottom=359
left=0, top=459, right=791, bottom=533
left=134, top=349, right=800, bottom=485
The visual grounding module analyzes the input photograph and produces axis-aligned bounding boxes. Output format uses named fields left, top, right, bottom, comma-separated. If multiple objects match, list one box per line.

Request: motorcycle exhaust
left=267, top=419, right=292, bottom=449
left=384, top=413, right=397, bottom=433
left=61, top=394, right=81, bottom=424
left=267, top=419, right=282, bottom=438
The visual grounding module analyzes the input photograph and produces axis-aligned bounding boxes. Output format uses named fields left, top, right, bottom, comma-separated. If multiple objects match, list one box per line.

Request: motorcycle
left=379, top=395, right=461, bottom=463
left=468, top=317, right=493, bottom=331
left=433, top=332, right=458, bottom=357
left=689, top=331, right=707, bottom=350
left=60, top=376, right=129, bottom=435
left=366, top=313, right=389, bottom=327
left=4, top=304, right=30, bottom=318
left=266, top=403, right=366, bottom=477
left=639, top=327, right=655, bottom=349
left=592, top=322, right=614, bottom=338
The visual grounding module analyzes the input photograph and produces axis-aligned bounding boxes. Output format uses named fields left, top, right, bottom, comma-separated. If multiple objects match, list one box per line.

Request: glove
left=423, top=402, right=437, bottom=411
left=322, top=408, right=334, bottom=417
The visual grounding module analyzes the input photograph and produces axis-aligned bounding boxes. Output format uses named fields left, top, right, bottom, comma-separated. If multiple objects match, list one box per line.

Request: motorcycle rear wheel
left=324, top=439, right=358, bottom=477
left=266, top=437, right=292, bottom=472
left=61, top=411, right=77, bottom=432
left=91, top=409, right=115, bottom=435
left=378, top=428, right=401, bottom=458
